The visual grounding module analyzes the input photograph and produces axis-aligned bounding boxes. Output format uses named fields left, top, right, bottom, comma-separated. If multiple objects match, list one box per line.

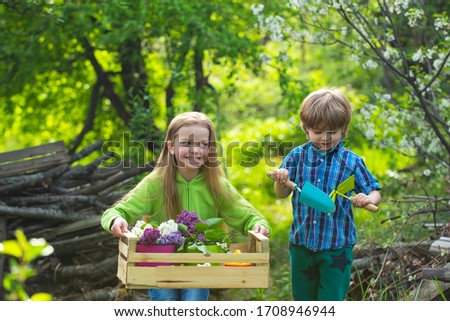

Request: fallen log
left=429, top=237, right=450, bottom=256
left=0, top=164, right=69, bottom=194
left=7, top=195, right=108, bottom=209
left=52, top=256, right=117, bottom=283
left=422, top=263, right=450, bottom=282
left=58, top=151, right=114, bottom=182
left=67, top=139, right=104, bottom=164
left=57, top=287, right=137, bottom=301
left=71, top=163, right=154, bottom=196
left=0, top=204, right=91, bottom=222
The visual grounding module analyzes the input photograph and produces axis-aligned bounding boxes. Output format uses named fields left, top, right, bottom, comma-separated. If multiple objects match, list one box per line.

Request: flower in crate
left=131, top=219, right=185, bottom=247
left=176, top=210, right=231, bottom=254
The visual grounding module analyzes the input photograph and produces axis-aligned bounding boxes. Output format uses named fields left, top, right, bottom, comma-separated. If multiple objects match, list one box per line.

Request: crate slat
left=127, top=252, right=269, bottom=264
left=123, top=266, right=269, bottom=289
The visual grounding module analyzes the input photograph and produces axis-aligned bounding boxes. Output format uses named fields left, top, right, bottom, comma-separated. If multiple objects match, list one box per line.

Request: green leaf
left=23, top=239, right=52, bottom=263
left=177, top=223, right=188, bottom=233
left=30, top=292, right=53, bottom=301
left=205, top=229, right=227, bottom=242
left=204, top=218, right=224, bottom=229
left=0, top=240, right=23, bottom=259
left=194, top=222, right=208, bottom=233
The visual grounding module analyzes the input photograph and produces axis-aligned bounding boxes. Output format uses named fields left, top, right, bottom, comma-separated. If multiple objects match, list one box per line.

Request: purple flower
left=176, top=210, right=203, bottom=234
left=159, top=231, right=184, bottom=245
left=196, top=233, right=206, bottom=243
left=140, top=227, right=161, bottom=245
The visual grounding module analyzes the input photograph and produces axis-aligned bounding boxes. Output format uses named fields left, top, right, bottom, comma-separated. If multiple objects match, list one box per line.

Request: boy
left=272, top=87, right=381, bottom=301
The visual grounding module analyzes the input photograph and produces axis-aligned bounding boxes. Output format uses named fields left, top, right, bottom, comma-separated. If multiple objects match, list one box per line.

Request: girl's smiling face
left=304, top=126, right=344, bottom=152
left=168, top=125, right=210, bottom=177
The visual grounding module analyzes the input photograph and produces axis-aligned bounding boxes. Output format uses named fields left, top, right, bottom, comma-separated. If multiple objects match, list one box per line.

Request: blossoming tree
left=253, top=1, right=450, bottom=177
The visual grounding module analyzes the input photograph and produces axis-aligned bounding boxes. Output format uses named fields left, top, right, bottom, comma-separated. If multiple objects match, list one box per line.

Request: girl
left=101, top=111, right=271, bottom=301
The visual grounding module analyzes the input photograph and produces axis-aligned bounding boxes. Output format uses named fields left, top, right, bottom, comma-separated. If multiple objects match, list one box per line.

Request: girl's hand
left=253, top=224, right=270, bottom=237
left=110, top=217, right=129, bottom=238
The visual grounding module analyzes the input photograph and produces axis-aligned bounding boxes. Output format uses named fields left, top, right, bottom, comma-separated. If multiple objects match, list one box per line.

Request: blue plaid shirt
left=281, top=141, right=381, bottom=252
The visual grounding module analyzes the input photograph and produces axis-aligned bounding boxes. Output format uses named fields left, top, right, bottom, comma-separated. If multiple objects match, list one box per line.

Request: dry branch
left=0, top=140, right=154, bottom=300
left=0, top=164, right=69, bottom=194
left=422, top=263, right=450, bottom=282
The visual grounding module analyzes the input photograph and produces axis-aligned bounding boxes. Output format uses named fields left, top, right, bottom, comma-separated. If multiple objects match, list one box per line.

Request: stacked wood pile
left=0, top=140, right=153, bottom=300
left=0, top=140, right=449, bottom=301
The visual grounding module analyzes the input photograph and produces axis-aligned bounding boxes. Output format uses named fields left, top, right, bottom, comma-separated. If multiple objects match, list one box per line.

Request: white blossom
left=250, top=4, right=264, bottom=15
left=375, top=93, right=391, bottom=103
left=158, top=219, right=178, bottom=237
left=264, top=15, right=285, bottom=42
left=405, top=9, right=424, bottom=27
left=362, top=59, right=378, bottom=70
left=434, top=17, right=449, bottom=31
left=412, top=48, right=424, bottom=62
left=441, top=98, right=450, bottom=108
left=288, top=0, right=308, bottom=9
left=423, top=169, right=431, bottom=176
left=386, top=0, right=411, bottom=15
left=365, top=124, right=376, bottom=139
left=383, top=47, right=399, bottom=60
left=433, top=58, right=443, bottom=71
left=259, top=52, right=272, bottom=65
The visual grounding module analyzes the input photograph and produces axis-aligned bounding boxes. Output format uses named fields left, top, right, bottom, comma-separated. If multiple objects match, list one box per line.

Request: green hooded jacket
left=101, top=172, right=271, bottom=236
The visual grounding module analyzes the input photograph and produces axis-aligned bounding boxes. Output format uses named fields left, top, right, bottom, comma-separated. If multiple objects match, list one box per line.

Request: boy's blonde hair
left=299, top=87, right=352, bottom=136
left=152, top=111, right=225, bottom=219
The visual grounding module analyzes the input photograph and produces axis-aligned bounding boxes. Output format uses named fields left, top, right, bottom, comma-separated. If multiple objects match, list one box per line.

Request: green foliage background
left=0, top=1, right=448, bottom=301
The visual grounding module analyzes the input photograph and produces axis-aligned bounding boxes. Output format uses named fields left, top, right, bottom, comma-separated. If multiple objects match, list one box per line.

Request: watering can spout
left=267, top=172, right=336, bottom=214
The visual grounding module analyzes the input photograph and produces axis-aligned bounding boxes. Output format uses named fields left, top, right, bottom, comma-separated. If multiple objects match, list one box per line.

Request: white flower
left=375, top=93, right=391, bottom=103
left=405, top=9, right=424, bottom=27
left=250, top=4, right=264, bottom=15
left=441, top=98, right=450, bottom=108
left=423, top=169, right=431, bottom=176
left=259, top=52, right=272, bottom=65
left=412, top=48, right=424, bottom=62
left=363, top=59, right=378, bottom=70
left=131, top=226, right=144, bottom=238
left=264, top=15, right=285, bottom=42
left=365, top=124, right=376, bottom=139
left=434, top=17, right=449, bottom=31
left=158, top=219, right=179, bottom=237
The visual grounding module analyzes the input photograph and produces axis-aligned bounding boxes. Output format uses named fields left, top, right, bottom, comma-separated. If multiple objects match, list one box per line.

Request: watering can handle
left=267, top=171, right=298, bottom=191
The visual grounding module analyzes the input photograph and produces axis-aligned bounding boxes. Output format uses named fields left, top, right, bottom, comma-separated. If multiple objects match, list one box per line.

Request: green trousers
left=289, top=243, right=353, bottom=301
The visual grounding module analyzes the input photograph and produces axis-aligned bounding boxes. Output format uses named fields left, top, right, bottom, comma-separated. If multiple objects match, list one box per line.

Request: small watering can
left=267, top=172, right=336, bottom=214
left=329, top=175, right=378, bottom=212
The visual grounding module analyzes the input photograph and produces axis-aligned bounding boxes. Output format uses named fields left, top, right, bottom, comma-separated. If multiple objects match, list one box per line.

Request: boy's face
left=304, top=127, right=344, bottom=152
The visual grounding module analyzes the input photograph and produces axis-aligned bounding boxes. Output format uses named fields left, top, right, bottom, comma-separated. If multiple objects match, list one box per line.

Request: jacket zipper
left=186, top=181, right=190, bottom=211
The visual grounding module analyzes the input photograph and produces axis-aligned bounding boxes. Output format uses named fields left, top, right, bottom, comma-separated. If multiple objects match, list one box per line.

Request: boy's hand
left=351, top=193, right=371, bottom=208
left=271, top=168, right=290, bottom=185
left=270, top=169, right=293, bottom=199
left=351, top=190, right=381, bottom=211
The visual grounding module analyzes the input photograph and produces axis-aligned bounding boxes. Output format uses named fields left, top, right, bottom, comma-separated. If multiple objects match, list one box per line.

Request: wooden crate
left=117, top=230, right=270, bottom=289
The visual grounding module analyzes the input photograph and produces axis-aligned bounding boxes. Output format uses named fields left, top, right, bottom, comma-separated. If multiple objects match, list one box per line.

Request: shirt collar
left=176, top=171, right=205, bottom=183
left=308, top=140, right=343, bottom=155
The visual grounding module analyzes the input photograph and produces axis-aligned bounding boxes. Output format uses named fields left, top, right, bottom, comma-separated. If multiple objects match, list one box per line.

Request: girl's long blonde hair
left=152, top=111, right=226, bottom=219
